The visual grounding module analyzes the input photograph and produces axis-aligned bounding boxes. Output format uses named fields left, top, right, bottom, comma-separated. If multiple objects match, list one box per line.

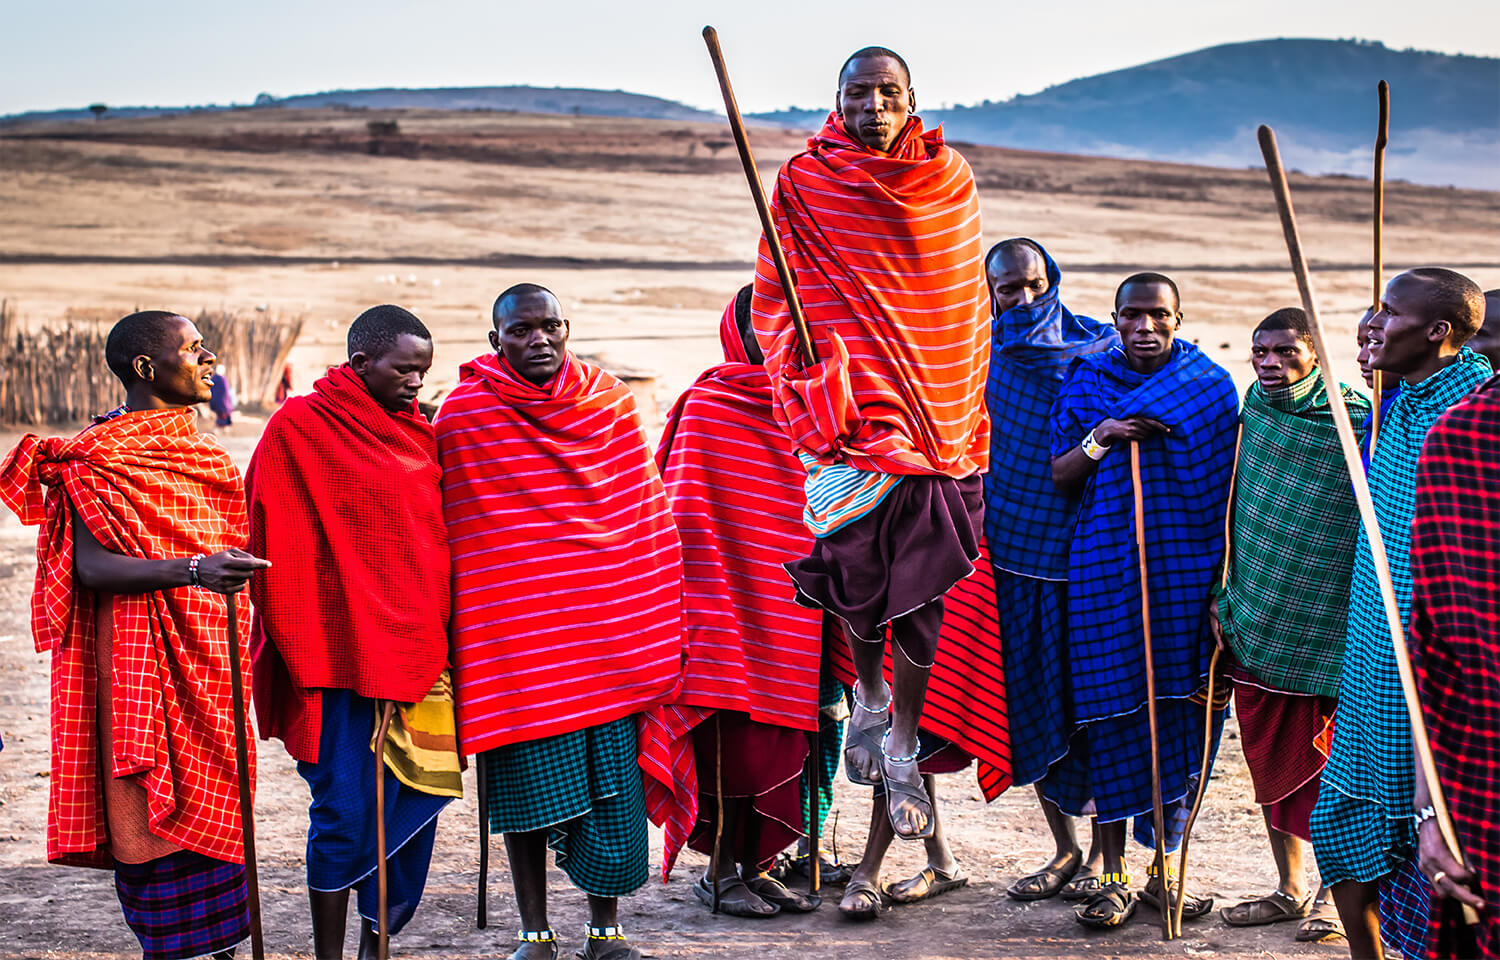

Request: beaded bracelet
left=1081, top=429, right=1112, bottom=461
left=187, top=554, right=205, bottom=588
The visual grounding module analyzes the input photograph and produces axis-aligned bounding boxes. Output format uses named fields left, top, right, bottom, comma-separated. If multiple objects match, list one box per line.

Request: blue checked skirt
left=482, top=715, right=649, bottom=897
left=994, top=570, right=1072, bottom=786
left=114, top=850, right=248, bottom=960
left=298, top=689, right=452, bottom=936
left=1378, top=855, right=1432, bottom=960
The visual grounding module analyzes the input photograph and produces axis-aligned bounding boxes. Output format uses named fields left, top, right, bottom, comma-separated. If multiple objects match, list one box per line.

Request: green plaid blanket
left=1219, top=370, right=1371, bottom=698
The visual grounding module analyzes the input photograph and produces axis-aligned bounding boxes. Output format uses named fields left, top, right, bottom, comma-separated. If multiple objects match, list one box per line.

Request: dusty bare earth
left=1, top=107, right=1498, bottom=959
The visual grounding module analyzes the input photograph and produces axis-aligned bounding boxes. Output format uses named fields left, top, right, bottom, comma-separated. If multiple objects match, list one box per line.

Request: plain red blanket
left=751, top=113, right=990, bottom=479
left=247, top=364, right=450, bottom=762
left=829, top=540, right=1013, bottom=800
left=436, top=351, right=683, bottom=754
left=639, top=300, right=823, bottom=878
left=0, top=408, right=254, bottom=866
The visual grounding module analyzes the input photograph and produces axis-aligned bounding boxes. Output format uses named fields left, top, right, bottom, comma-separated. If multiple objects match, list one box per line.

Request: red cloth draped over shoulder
left=1410, top=378, right=1500, bottom=959
left=247, top=364, right=450, bottom=763
left=436, top=351, right=683, bottom=755
left=830, top=540, right=1012, bottom=799
left=0, top=408, right=254, bottom=866
left=640, top=300, right=823, bottom=879
left=751, top=113, right=990, bottom=478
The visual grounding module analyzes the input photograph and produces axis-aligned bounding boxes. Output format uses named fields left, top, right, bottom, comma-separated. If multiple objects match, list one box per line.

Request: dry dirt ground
left=0, top=108, right=1497, bottom=959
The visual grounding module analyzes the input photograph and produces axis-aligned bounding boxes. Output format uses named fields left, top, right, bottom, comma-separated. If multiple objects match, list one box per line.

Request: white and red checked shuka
left=435, top=351, right=683, bottom=754
left=750, top=112, right=989, bottom=481
left=0, top=407, right=254, bottom=867
left=639, top=299, right=823, bottom=879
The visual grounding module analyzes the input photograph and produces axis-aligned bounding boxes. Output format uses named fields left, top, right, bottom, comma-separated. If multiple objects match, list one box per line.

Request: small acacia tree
left=88, top=103, right=107, bottom=121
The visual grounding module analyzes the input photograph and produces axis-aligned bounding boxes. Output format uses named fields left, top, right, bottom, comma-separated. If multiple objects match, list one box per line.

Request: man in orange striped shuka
left=751, top=46, right=990, bottom=917
left=436, top=284, right=682, bottom=960
left=0, top=311, right=270, bottom=960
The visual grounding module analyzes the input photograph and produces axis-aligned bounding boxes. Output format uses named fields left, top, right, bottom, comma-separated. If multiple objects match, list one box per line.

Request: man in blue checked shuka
left=982, top=239, right=1115, bottom=905
left=1047, top=272, right=1239, bottom=929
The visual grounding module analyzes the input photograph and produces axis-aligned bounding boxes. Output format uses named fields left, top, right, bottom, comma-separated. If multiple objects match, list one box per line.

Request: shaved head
left=493, top=282, right=560, bottom=325
left=838, top=46, right=910, bottom=86
left=105, top=310, right=189, bottom=386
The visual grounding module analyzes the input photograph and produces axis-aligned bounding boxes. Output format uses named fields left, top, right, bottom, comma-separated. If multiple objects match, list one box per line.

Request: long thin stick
left=702, top=25, right=818, bottom=364
left=476, top=751, right=489, bottom=929
left=1130, top=442, right=1174, bottom=940
left=1258, top=123, right=1477, bottom=926
left=223, top=593, right=265, bottom=960
left=711, top=712, right=725, bottom=913
left=374, top=701, right=396, bottom=959
left=808, top=723, right=821, bottom=898
left=1370, top=80, right=1390, bottom=448
left=1172, top=425, right=1242, bottom=931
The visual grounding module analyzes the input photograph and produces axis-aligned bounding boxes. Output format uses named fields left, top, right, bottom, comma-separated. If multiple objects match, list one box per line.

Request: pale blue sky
left=5, top=0, right=1496, bottom=116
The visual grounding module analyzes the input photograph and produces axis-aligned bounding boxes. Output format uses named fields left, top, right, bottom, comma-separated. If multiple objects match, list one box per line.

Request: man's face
left=491, top=292, right=569, bottom=386
left=1368, top=273, right=1449, bottom=376
left=989, top=247, right=1050, bottom=314
left=1112, top=282, right=1181, bottom=369
left=836, top=56, right=914, bottom=154
left=1470, top=294, right=1500, bottom=367
left=1356, top=310, right=1378, bottom=388
left=140, top=316, right=216, bottom=406
left=1251, top=328, right=1317, bottom=391
left=351, top=332, right=433, bottom=413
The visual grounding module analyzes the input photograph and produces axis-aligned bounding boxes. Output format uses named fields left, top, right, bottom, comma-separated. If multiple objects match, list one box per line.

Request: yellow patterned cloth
left=377, top=670, right=463, bottom=798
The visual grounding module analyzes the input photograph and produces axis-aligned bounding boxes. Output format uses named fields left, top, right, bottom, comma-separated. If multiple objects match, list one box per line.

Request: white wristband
left=1081, top=429, right=1112, bottom=461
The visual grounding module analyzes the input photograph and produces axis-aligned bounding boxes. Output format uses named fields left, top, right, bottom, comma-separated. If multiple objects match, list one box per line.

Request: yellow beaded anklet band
left=518, top=929, right=557, bottom=943
left=586, top=924, right=626, bottom=941
left=1098, top=871, right=1131, bottom=887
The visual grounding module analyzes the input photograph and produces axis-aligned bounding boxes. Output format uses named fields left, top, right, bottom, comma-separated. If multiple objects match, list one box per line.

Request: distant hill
left=754, top=39, right=1500, bottom=189
left=0, top=85, right=716, bottom=128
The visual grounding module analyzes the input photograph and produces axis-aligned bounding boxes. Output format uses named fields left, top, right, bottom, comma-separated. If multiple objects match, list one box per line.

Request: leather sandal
left=838, top=879, right=885, bottom=921
left=1075, top=874, right=1136, bottom=929
left=886, top=864, right=968, bottom=904
left=1007, top=854, right=1082, bottom=901
left=843, top=686, right=889, bottom=786
left=1221, top=889, right=1313, bottom=926
left=880, top=735, right=935, bottom=841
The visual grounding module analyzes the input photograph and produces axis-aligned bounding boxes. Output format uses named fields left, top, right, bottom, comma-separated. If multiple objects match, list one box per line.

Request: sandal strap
left=518, top=929, right=557, bottom=943
left=586, top=924, right=626, bottom=940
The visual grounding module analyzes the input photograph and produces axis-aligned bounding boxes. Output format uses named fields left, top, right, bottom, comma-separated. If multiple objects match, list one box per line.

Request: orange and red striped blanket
left=435, top=351, right=683, bottom=754
left=0, top=408, right=254, bottom=866
left=751, top=113, right=990, bottom=479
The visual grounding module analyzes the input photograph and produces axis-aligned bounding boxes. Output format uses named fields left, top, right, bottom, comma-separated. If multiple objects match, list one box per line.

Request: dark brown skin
left=1415, top=760, right=1487, bottom=913
left=1250, top=328, right=1317, bottom=390
left=351, top=332, right=433, bottom=413
left=1049, top=280, right=1177, bottom=496
left=77, top=314, right=269, bottom=596
left=835, top=56, right=914, bottom=154
left=491, top=291, right=569, bottom=386
left=1367, top=272, right=1461, bottom=386
left=988, top=245, right=1049, bottom=314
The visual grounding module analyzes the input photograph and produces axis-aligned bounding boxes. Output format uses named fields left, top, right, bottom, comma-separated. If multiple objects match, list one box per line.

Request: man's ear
left=488, top=329, right=500, bottom=352
left=908, top=88, right=917, bottom=113
left=349, top=350, right=371, bottom=375
left=834, top=91, right=842, bottom=115
left=131, top=355, right=153, bottom=383
left=1429, top=320, right=1453, bottom=344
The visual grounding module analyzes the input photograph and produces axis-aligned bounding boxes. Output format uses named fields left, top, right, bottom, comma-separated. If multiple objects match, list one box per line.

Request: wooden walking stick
left=1129, top=441, right=1175, bottom=940
left=374, top=700, right=397, bottom=960
left=1258, top=123, right=1479, bottom=926
left=710, top=713, right=725, bottom=913
left=1369, top=80, right=1390, bottom=449
left=476, top=751, right=489, bottom=929
left=1171, top=425, right=1241, bottom=932
left=222, top=593, right=266, bottom=960
left=702, top=25, right=818, bottom=364
left=807, top=723, right=821, bottom=899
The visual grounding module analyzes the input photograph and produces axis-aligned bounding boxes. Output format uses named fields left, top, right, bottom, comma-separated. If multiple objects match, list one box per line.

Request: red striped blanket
left=751, top=113, right=990, bottom=479
left=639, top=300, right=823, bottom=879
left=829, top=541, right=1012, bottom=800
left=435, top=351, right=683, bottom=754
left=0, top=408, right=254, bottom=866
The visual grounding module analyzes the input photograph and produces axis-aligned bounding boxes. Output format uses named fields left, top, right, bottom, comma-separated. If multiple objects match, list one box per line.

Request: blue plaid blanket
left=984, top=240, right=1117, bottom=580
left=1050, top=341, right=1239, bottom=721
left=1314, top=347, right=1492, bottom=885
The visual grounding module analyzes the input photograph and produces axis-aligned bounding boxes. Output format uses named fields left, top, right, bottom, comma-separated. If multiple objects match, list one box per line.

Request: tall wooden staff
left=1258, top=123, right=1479, bottom=927
left=223, top=593, right=266, bottom=960
left=476, top=753, right=489, bottom=929
left=374, top=701, right=397, bottom=960
left=1129, top=442, right=1175, bottom=940
left=701, top=25, right=818, bottom=364
left=1170, top=425, right=1242, bottom=932
left=1369, top=81, right=1390, bottom=448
